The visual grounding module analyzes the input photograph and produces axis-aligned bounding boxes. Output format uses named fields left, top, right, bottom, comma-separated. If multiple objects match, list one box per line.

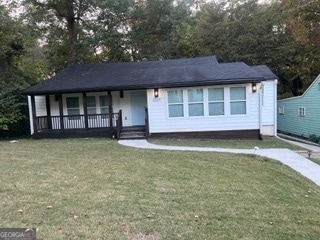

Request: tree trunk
left=66, top=0, right=76, bottom=65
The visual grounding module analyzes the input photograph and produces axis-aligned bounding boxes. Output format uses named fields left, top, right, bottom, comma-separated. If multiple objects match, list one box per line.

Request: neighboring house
left=277, top=75, right=320, bottom=138
left=23, top=56, right=278, bottom=139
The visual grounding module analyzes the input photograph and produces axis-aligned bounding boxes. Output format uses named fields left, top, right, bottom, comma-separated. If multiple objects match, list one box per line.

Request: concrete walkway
left=118, top=139, right=320, bottom=186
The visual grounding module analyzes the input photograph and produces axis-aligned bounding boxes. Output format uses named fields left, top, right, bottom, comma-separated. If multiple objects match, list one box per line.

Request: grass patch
left=0, top=138, right=319, bottom=239
left=311, top=158, right=320, bottom=165
left=149, top=137, right=305, bottom=150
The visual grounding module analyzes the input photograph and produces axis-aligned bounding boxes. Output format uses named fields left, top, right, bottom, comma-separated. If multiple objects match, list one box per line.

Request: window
left=66, top=97, right=80, bottom=119
left=278, top=106, right=284, bottom=114
left=188, top=89, right=204, bottom=116
left=208, top=88, right=224, bottom=116
left=99, top=96, right=110, bottom=117
left=230, top=87, right=246, bottom=115
left=298, top=107, right=305, bottom=117
left=168, top=90, right=184, bottom=117
left=87, top=96, right=96, bottom=115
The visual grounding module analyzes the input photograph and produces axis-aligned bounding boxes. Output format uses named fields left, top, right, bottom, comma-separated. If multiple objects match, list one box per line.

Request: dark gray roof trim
left=23, top=56, right=277, bottom=95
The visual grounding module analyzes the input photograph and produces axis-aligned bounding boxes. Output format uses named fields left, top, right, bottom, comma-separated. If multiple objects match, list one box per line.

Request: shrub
left=309, top=134, right=320, bottom=143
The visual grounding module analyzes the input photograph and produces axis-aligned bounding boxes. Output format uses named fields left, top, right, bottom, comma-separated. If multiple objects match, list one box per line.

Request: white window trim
left=298, top=107, right=306, bottom=117
left=208, top=87, right=225, bottom=116
left=65, top=95, right=82, bottom=116
left=166, top=85, right=249, bottom=119
left=167, top=89, right=184, bottom=118
left=187, top=88, right=204, bottom=117
left=278, top=106, right=284, bottom=114
left=99, top=95, right=110, bottom=115
left=229, top=86, right=247, bottom=116
left=87, top=96, right=97, bottom=115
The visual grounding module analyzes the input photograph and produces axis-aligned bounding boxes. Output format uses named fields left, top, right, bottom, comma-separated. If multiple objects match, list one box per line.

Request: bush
left=309, top=134, right=320, bottom=143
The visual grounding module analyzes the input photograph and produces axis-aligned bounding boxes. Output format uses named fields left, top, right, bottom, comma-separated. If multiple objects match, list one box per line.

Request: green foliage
left=1, top=0, right=320, bottom=134
left=280, top=0, right=320, bottom=96
left=129, top=0, right=177, bottom=60
left=173, top=0, right=312, bottom=97
left=0, top=4, right=45, bottom=133
left=309, top=134, right=320, bottom=144
left=21, top=0, right=318, bottom=98
left=23, top=0, right=136, bottom=73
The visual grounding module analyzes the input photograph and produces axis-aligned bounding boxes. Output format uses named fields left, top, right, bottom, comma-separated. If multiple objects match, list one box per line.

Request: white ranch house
left=23, top=56, right=278, bottom=139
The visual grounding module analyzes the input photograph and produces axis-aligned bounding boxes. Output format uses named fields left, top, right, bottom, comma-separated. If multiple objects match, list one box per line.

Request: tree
left=123, top=0, right=196, bottom=60
left=23, top=0, right=135, bottom=73
left=0, top=4, right=45, bottom=133
left=0, top=5, right=27, bottom=131
left=281, top=0, right=320, bottom=95
left=173, top=0, right=310, bottom=97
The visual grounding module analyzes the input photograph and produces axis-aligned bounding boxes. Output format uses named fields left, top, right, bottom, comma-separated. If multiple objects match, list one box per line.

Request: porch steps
left=119, top=126, right=146, bottom=140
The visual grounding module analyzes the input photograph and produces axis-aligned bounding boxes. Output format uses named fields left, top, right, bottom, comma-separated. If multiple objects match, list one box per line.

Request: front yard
left=0, top=139, right=319, bottom=239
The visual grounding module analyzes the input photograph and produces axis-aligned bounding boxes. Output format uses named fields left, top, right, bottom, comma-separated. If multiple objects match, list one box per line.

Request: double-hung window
left=188, top=89, right=204, bottom=116
left=168, top=90, right=184, bottom=117
left=230, top=87, right=246, bottom=115
left=87, top=96, right=97, bottom=115
left=66, top=97, right=80, bottom=119
left=298, top=107, right=305, bottom=117
left=99, top=96, right=110, bottom=118
left=278, top=106, right=284, bottom=114
left=208, top=88, right=224, bottom=116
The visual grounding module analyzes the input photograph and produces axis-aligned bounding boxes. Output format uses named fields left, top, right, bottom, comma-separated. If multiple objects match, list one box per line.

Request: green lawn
left=0, top=139, right=319, bottom=239
left=149, top=137, right=305, bottom=150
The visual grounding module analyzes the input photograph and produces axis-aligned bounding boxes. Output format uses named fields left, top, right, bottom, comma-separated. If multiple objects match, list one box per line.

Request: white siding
left=28, top=96, right=34, bottom=134
left=28, top=82, right=277, bottom=136
left=147, top=84, right=261, bottom=134
left=28, top=91, right=139, bottom=132
left=261, top=80, right=277, bottom=136
left=28, top=95, right=47, bottom=134
left=50, top=95, right=59, bottom=115
left=113, top=91, right=133, bottom=127
left=60, top=92, right=125, bottom=128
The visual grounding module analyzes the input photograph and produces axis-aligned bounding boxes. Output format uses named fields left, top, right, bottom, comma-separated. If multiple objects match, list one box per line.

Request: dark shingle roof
left=23, top=56, right=277, bottom=95
left=251, top=65, right=278, bottom=80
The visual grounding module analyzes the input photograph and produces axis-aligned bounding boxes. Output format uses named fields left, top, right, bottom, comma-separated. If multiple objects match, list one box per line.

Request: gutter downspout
left=274, top=79, right=278, bottom=137
left=259, top=82, right=263, bottom=139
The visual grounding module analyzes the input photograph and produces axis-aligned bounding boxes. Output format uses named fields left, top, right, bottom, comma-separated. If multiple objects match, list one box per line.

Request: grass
left=310, top=157, right=320, bottom=165
left=149, top=137, right=305, bottom=150
left=0, top=138, right=319, bottom=239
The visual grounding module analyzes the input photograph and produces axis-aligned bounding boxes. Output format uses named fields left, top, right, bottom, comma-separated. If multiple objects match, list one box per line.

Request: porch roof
left=23, top=56, right=277, bottom=95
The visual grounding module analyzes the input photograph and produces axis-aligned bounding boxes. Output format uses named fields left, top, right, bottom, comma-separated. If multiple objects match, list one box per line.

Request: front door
left=131, top=91, right=147, bottom=126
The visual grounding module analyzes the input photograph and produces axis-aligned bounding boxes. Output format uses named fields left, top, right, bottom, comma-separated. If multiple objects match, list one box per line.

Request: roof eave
left=23, top=78, right=264, bottom=96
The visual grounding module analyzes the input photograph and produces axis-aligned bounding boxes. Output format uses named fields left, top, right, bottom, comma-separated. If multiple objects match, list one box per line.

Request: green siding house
left=277, top=75, right=320, bottom=138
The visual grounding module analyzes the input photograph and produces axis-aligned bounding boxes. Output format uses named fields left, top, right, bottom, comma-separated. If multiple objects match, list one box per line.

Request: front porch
left=29, top=91, right=150, bottom=139
left=33, top=112, right=122, bottom=139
